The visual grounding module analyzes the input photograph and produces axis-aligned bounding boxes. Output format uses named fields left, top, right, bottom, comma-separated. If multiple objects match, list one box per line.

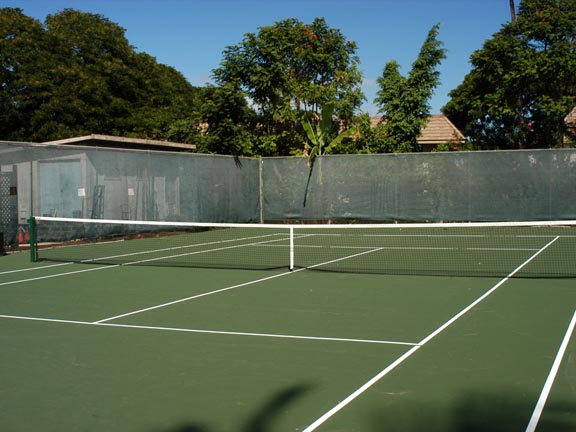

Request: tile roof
left=370, top=114, right=465, bottom=145
left=565, top=106, right=576, bottom=126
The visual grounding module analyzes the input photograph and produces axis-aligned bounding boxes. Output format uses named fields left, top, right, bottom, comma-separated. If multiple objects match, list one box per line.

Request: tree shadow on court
left=450, top=391, right=575, bottom=432
left=163, top=426, right=208, bottom=432
left=160, top=383, right=313, bottom=432
left=367, top=388, right=575, bottom=431
left=157, top=385, right=575, bottom=431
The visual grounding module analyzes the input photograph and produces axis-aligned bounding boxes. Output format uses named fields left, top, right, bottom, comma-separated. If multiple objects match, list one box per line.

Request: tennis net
left=30, top=216, right=576, bottom=278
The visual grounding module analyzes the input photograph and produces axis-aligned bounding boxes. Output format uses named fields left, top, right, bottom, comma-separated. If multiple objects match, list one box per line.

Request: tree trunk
left=509, top=0, right=517, bottom=25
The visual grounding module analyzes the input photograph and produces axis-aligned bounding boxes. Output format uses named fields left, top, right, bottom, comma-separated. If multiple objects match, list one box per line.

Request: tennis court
left=1, top=221, right=575, bottom=432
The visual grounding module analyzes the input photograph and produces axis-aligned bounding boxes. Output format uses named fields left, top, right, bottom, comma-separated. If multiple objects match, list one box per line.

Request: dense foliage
left=374, top=24, right=446, bottom=152
left=443, top=0, right=576, bottom=149
left=0, top=8, right=199, bottom=142
left=4, top=2, right=572, bottom=154
left=213, top=17, right=365, bottom=156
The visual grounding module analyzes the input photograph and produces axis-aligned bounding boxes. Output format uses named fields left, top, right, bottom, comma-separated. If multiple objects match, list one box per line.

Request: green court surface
left=1, top=245, right=575, bottom=432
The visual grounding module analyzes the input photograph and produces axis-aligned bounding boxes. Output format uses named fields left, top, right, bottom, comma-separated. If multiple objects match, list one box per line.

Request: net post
left=28, top=216, right=37, bottom=262
left=259, top=157, right=264, bottom=224
left=289, top=226, right=294, bottom=271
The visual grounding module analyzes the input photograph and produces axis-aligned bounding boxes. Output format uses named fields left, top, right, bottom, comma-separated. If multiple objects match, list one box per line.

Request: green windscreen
left=2, top=142, right=576, bottom=254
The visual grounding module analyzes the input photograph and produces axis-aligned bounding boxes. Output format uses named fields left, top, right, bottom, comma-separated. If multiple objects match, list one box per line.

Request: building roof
left=370, top=114, right=465, bottom=147
left=565, top=106, right=576, bottom=126
left=42, top=134, right=196, bottom=152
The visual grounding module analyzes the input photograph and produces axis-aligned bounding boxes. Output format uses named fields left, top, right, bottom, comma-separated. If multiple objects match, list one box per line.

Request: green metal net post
left=28, top=217, right=37, bottom=262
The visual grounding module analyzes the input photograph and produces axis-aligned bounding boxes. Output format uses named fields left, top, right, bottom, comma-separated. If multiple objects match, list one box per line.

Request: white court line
left=0, top=314, right=93, bottom=326
left=299, top=233, right=566, bottom=238
left=0, top=262, right=74, bottom=275
left=0, top=314, right=418, bottom=347
left=94, top=268, right=305, bottom=323
left=0, top=244, right=538, bottom=278
left=260, top=244, right=539, bottom=252
left=525, top=309, right=576, bottom=432
left=0, top=263, right=121, bottom=286
left=95, top=233, right=285, bottom=262
left=1, top=240, right=386, bottom=326
left=93, top=246, right=387, bottom=323
left=0, top=235, right=291, bottom=287
left=44, top=232, right=286, bottom=265
left=301, top=236, right=560, bottom=432
left=115, top=234, right=288, bottom=266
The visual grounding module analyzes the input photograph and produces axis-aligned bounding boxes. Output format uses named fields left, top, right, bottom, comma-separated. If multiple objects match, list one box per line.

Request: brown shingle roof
left=565, top=106, right=576, bottom=126
left=370, top=114, right=464, bottom=147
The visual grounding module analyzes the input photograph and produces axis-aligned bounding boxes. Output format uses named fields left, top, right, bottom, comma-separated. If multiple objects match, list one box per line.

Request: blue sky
left=5, top=0, right=511, bottom=114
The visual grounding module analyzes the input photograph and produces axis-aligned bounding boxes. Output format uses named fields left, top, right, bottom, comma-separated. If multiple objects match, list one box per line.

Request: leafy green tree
left=1, top=8, right=199, bottom=142
left=30, top=8, right=136, bottom=139
left=335, top=114, right=387, bottom=154
left=202, top=84, right=255, bottom=156
left=199, top=83, right=255, bottom=155
left=443, top=0, right=576, bottom=149
left=301, top=102, right=357, bottom=205
left=167, top=84, right=255, bottom=155
left=374, top=23, right=446, bottom=152
left=0, top=8, right=49, bottom=140
left=41, top=9, right=199, bottom=141
left=122, top=52, right=200, bottom=140
left=213, top=17, right=364, bottom=155
left=301, top=102, right=357, bottom=160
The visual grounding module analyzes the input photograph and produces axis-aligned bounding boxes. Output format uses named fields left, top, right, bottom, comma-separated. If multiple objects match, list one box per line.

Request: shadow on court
left=157, top=384, right=575, bottom=431
left=160, top=383, right=313, bottom=432
left=367, top=388, right=575, bottom=432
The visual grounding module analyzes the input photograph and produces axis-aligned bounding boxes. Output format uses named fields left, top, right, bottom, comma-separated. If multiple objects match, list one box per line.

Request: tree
left=301, top=102, right=357, bottom=160
left=200, top=83, right=255, bottom=155
left=122, top=52, right=201, bottom=140
left=213, top=17, right=364, bottom=155
left=20, top=8, right=139, bottom=140
left=443, top=0, right=576, bottom=149
left=330, top=113, right=387, bottom=154
left=166, top=83, right=256, bottom=156
left=300, top=102, right=357, bottom=205
left=374, top=24, right=446, bottom=152
left=0, top=8, right=200, bottom=142
left=510, top=0, right=517, bottom=24
left=0, top=8, right=49, bottom=140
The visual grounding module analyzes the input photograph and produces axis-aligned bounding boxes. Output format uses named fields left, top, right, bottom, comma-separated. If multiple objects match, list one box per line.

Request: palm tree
left=300, top=103, right=357, bottom=207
